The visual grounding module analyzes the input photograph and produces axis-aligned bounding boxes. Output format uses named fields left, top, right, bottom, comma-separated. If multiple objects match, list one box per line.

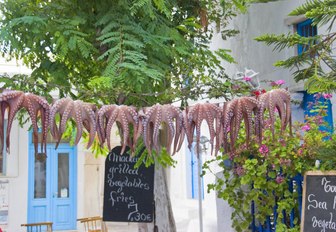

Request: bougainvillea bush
left=203, top=91, right=336, bottom=232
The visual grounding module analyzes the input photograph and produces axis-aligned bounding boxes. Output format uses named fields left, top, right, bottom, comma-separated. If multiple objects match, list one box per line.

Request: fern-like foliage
left=289, top=0, right=336, bottom=29
left=0, top=0, right=249, bottom=109
left=256, top=0, right=336, bottom=93
left=255, top=33, right=320, bottom=51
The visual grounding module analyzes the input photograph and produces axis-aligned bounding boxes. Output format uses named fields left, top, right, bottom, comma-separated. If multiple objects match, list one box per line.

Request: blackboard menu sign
left=301, top=171, right=336, bottom=232
left=103, top=146, right=154, bottom=222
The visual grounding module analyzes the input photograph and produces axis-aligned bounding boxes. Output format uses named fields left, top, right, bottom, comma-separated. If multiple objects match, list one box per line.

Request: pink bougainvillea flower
left=275, top=80, right=285, bottom=85
left=235, top=166, right=245, bottom=176
left=314, top=115, right=324, bottom=125
left=279, top=138, right=286, bottom=146
left=271, top=79, right=285, bottom=86
left=229, top=152, right=236, bottom=160
left=275, top=175, right=285, bottom=184
left=314, top=93, right=322, bottom=99
left=280, top=158, right=291, bottom=166
left=301, top=124, right=311, bottom=131
left=232, top=85, right=240, bottom=90
left=259, top=144, right=269, bottom=155
left=322, top=93, right=333, bottom=99
left=243, top=76, right=252, bottom=81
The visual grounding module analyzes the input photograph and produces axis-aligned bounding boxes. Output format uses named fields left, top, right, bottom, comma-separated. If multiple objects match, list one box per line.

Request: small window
left=296, top=19, right=317, bottom=55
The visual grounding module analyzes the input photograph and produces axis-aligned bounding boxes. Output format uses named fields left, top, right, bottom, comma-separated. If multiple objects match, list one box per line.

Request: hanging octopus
left=0, top=89, right=50, bottom=155
left=49, top=98, right=97, bottom=149
left=141, top=104, right=184, bottom=156
left=258, top=88, right=292, bottom=138
left=222, top=96, right=261, bottom=151
left=97, top=105, right=140, bottom=155
left=185, top=103, right=221, bottom=156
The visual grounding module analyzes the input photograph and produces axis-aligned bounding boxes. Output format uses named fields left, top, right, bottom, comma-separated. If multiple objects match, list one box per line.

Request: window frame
left=296, top=19, right=318, bottom=55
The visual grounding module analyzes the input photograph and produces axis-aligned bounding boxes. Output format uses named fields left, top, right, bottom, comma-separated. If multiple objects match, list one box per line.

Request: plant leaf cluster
left=255, top=0, right=336, bottom=94
left=204, top=100, right=336, bottom=231
left=0, top=0, right=249, bottom=107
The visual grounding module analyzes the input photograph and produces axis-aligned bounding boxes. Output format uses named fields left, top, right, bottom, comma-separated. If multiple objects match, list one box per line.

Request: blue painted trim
left=2, top=120, right=7, bottom=175
left=27, top=131, right=77, bottom=229
left=191, top=145, right=195, bottom=199
left=190, top=143, right=204, bottom=200
left=303, top=92, right=334, bottom=133
left=297, top=19, right=317, bottom=55
left=71, top=145, right=78, bottom=229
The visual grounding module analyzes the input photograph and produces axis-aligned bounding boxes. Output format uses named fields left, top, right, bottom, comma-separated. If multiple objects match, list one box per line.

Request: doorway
left=27, top=133, right=77, bottom=230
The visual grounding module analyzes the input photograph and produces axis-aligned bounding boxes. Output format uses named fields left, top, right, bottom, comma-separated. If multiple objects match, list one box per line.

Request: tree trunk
left=138, top=163, right=176, bottom=232
left=139, top=127, right=176, bottom=232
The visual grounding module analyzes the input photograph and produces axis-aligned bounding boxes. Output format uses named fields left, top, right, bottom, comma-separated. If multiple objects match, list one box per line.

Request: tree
left=255, top=0, right=336, bottom=94
left=0, top=0, right=251, bottom=231
left=0, top=0, right=250, bottom=106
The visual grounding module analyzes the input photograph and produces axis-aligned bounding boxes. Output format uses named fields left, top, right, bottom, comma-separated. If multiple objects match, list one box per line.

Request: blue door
left=28, top=134, right=77, bottom=230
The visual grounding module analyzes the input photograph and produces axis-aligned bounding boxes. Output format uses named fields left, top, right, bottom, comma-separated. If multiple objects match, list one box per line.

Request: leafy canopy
left=0, top=0, right=253, bottom=107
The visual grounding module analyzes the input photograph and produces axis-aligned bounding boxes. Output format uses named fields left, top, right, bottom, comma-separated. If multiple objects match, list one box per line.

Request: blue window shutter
left=297, top=19, right=317, bottom=55
left=297, top=21, right=332, bottom=132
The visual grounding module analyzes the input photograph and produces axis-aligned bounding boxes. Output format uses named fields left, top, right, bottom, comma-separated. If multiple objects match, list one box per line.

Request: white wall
left=0, top=122, right=29, bottom=232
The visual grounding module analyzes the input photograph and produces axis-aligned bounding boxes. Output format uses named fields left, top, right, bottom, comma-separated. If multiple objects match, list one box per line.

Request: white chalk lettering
left=108, top=176, right=150, bottom=192
left=307, top=194, right=328, bottom=210
left=109, top=152, right=138, bottom=163
left=312, top=213, right=336, bottom=232
left=109, top=189, right=135, bottom=207
left=322, top=177, right=336, bottom=193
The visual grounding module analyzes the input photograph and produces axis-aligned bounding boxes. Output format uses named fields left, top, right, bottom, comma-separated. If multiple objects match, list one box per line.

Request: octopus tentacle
left=222, top=97, right=260, bottom=151
left=57, top=101, right=74, bottom=146
left=82, top=103, right=97, bottom=149
left=50, top=98, right=97, bottom=149
left=119, top=109, right=129, bottom=154
left=97, top=105, right=115, bottom=145
left=105, top=110, right=118, bottom=150
left=25, top=96, right=40, bottom=155
left=165, top=109, right=175, bottom=155
left=23, top=93, right=50, bottom=155
left=152, top=105, right=162, bottom=153
left=6, top=93, right=25, bottom=153
left=142, top=104, right=184, bottom=155
left=259, top=89, right=291, bottom=139
left=73, top=102, right=83, bottom=145
left=0, top=90, right=50, bottom=155
left=186, top=103, right=221, bottom=156
left=97, top=105, right=139, bottom=154
left=49, top=98, right=70, bottom=138
left=173, top=111, right=184, bottom=155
